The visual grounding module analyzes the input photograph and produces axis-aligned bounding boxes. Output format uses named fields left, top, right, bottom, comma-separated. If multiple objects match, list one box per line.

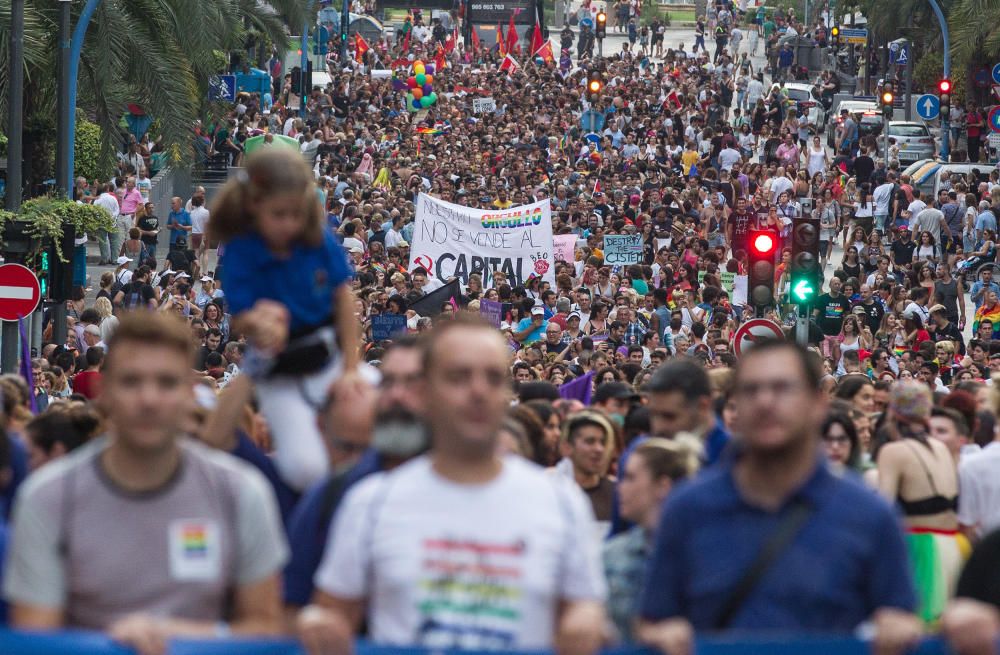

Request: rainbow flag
left=974, top=302, right=1000, bottom=338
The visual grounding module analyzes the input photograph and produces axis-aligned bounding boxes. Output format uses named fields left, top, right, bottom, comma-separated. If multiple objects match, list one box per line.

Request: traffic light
left=830, top=26, right=840, bottom=46
left=587, top=69, right=603, bottom=101
left=790, top=217, right=820, bottom=306
left=938, top=78, right=951, bottom=120
left=748, top=230, right=778, bottom=313
left=881, top=82, right=894, bottom=119
left=595, top=11, right=607, bottom=39
left=37, top=250, right=49, bottom=299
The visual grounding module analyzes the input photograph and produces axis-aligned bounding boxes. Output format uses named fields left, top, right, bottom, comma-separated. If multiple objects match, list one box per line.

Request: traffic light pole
left=926, top=0, right=950, bottom=160
left=795, top=305, right=809, bottom=347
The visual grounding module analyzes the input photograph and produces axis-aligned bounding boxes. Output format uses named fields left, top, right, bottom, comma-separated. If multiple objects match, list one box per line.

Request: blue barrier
left=0, top=630, right=952, bottom=655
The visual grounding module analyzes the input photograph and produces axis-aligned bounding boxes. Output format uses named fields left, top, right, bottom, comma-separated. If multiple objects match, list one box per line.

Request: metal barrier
left=0, top=630, right=952, bottom=655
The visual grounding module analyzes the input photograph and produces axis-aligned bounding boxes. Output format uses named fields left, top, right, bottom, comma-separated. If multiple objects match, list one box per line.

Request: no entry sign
left=0, top=264, right=41, bottom=321
left=731, top=318, right=785, bottom=357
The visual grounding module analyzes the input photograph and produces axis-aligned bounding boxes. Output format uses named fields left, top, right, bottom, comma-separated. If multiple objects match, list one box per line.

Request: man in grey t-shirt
left=4, top=313, right=288, bottom=652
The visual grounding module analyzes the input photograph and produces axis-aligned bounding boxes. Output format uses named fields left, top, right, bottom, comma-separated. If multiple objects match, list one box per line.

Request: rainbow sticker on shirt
left=181, top=525, right=208, bottom=558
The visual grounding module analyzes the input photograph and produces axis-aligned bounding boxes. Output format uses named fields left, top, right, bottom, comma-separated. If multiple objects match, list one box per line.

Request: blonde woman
left=94, top=296, right=119, bottom=344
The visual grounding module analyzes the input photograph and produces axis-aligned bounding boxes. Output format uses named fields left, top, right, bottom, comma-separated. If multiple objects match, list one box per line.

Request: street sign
left=840, top=28, right=868, bottom=45
left=992, top=62, right=1000, bottom=85
left=915, top=94, right=940, bottom=121
left=889, top=42, right=909, bottom=66
left=993, top=85, right=1000, bottom=102
left=0, top=264, right=41, bottom=321
left=990, top=106, right=1000, bottom=133
left=208, top=74, right=236, bottom=101
left=731, top=318, right=785, bottom=358
left=975, top=68, right=991, bottom=89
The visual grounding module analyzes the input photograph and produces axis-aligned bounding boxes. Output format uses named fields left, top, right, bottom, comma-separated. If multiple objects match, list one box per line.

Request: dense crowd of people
left=2, top=1, right=1000, bottom=655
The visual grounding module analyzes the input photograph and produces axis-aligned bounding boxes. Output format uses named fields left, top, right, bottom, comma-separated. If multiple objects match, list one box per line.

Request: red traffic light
left=938, top=79, right=952, bottom=94
left=752, top=233, right=776, bottom=255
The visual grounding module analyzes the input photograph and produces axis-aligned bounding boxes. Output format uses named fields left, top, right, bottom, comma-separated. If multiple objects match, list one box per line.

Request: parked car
left=877, top=121, right=936, bottom=164
left=782, top=82, right=827, bottom=132
left=826, top=100, right=882, bottom=147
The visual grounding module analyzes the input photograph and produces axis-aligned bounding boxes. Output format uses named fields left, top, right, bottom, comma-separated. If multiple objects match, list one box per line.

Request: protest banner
left=603, top=234, right=644, bottom=265
left=409, top=193, right=556, bottom=287
left=552, top=234, right=576, bottom=263
left=472, top=97, right=497, bottom=113
left=479, top=299, right=503, bottom=328
left=370, top=314, right=408, bottom=341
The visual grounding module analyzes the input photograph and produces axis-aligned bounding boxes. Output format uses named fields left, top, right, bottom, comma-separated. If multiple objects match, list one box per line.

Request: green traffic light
left=792, top=278, right=815, bottom=303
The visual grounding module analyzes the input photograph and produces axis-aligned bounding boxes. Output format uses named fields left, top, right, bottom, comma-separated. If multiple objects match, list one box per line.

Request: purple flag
left=18, top=317, right=36, bottom=414
left=558, top=370, right=595, bottom=405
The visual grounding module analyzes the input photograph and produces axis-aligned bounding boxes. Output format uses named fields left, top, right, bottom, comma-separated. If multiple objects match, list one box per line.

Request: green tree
left=0, top=0, right=307, bottom=182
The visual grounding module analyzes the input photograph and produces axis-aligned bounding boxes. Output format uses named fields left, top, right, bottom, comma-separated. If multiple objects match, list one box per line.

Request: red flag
left=498, top=53, right=520, bottom=73
left=506, top=8, right=521, bottom=55
left=497, top=23, right=506, bottom=56
left=533, top=39, right=554, bottom=64
left=445, top=26, right=457, bottom=54
left=470, top=25, right=481, bottom=52
left=530, top=23, right=544, bottom=56
left=402, top=28, right=411, bottom=53
left=435, top=44, right=446, bottom=72
left=665, top=90, right=682, bottom=110
left=593, top=179, right=601, bottom=195
left=355, top=33, right=370, bottom=63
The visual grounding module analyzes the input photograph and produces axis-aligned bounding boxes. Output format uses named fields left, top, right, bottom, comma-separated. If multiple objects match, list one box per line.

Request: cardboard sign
left=370, top=314, right=408, bottom=341
left=472, top=97, right=497, bottom=113
left=603, top=234, right=644, bottom=266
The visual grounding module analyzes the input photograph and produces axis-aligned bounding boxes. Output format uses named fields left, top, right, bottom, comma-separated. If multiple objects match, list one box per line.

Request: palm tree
left=1, top=0, right=306, bottom=184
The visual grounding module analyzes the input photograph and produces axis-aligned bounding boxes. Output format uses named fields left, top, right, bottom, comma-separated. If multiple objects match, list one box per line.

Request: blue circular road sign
left=915, top=94, right=940, bottom=120
left=993, top=62, right=1000, bottom=85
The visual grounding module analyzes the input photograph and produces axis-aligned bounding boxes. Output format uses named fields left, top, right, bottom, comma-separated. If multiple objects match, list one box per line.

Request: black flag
left=409, top=278, right=462, bottom=317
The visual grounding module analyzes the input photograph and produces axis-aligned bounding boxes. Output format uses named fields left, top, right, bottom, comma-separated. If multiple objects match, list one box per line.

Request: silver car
left=877, top=121, right=936, bottom=163
left=783, top=82, right=827, bottom=132
left=826, top=100, right=882, bottom=147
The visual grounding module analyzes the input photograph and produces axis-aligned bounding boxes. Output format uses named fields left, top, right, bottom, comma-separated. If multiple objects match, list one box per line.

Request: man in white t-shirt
left=905, top=189, right=927, bottom=229
left=298, top=318, right=606, bottom=654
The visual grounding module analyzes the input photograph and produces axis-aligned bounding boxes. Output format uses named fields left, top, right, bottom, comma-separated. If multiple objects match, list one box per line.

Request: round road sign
left=989, top=106, right=1000, bottom=134
left=0, top=264, right=41, bottom=321
left=731, top=318, right=785, bottom=358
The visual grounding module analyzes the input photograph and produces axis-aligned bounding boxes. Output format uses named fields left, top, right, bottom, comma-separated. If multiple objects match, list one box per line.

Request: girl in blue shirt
left=210, top=147, right=362, bottom=492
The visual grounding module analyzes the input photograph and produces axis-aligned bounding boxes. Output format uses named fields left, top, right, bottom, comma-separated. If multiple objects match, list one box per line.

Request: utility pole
left=51, top=0, right=73, bottom=349
left=926, top=0, right=950, bottom=160
left=2, top=0, right=25, bottom=373
left=6, top=0, right=23, bottom=214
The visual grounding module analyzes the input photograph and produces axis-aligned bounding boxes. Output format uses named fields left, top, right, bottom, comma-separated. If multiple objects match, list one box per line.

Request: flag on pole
left=593, top=178, right=601, bottom=195
left=498, top=53, right=520, bottom=73
left=402, top=28, right=411, bottom=53
left=533, top=40, right=555, bottom=64
left=665, top=89, right=682, bottom=110
left=470, top=25, right=481, bottom=52
left=530, top=23, right=544, bottom=56
left=445, top=26, right=458, bottom=53
left=506, top=8, right=522, bottom=55
left=497, top=23, right=506, bottom=56
left=355, top=33, right=370, bottom=63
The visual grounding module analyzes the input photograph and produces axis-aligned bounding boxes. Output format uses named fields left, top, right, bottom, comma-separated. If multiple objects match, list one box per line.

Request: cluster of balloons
left=405, top=60, right=438, bottom=111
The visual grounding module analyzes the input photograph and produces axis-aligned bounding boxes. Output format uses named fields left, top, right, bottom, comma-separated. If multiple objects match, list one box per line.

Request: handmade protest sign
left=603, top=234, right=644, bottom=266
